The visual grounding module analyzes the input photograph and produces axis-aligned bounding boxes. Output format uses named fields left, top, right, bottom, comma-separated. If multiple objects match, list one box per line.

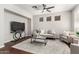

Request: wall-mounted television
left=10, top=21, right=25, bottom=33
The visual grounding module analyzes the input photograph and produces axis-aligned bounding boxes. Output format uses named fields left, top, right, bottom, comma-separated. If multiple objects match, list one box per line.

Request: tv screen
left=10, top=21, right=25, bottom=33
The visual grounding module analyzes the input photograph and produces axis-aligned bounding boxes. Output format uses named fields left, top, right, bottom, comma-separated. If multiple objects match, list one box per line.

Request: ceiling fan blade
left=47, top=9, right=51, bottom=12
left=32, top=6, right=37, bottom=8
left=46, top=6, right=55, bottom=9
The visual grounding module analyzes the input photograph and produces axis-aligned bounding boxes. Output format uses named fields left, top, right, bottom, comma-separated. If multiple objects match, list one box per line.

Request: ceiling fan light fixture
left=32, top=4, right=55, bottom=13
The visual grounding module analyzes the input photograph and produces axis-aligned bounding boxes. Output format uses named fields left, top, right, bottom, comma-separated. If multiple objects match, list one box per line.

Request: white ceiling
left=15, top=4, right=77, bottom=15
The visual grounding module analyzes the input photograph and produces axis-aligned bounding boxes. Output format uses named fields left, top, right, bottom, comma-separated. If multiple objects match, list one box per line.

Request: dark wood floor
left=0, top=47, right=32, bottom=54
left=0, top=36, right=32, bottom=54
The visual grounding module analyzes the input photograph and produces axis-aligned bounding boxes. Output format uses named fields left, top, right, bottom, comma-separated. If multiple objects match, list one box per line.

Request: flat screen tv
left=10, top=21, right=25, bottom=33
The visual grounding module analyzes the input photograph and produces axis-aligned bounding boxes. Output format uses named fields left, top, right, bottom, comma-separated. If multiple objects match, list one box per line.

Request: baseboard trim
left=4, top=36, right=31, bottom=47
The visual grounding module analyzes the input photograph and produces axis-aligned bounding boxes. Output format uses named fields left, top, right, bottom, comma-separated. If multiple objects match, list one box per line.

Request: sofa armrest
left=70, top=43, right=79, bottom=54
left=60, top=34, right=73, bottom=43
left=60, top=34, right=68, bottom=39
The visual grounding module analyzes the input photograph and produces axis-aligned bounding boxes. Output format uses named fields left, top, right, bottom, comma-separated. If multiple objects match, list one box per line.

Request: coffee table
left=31, top=34, right=47, bottom=45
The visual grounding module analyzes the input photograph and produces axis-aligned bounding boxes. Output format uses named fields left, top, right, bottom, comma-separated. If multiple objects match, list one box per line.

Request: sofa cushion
left=40, top=29, right=46, bottom=34
left=47, top=30, right=56, bottom=34
left=47, top=30, right=52, bottom=34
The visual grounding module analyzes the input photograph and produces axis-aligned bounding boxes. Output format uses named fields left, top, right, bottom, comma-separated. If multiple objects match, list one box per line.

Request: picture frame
left=55, top=16, right=61, bottom=21
left=39, top=17, right=43, bottom=22
left=46, top=16, right=51, bottom=21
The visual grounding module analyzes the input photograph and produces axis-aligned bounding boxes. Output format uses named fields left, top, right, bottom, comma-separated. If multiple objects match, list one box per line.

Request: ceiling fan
left=32, top=4, right=55, bottom=13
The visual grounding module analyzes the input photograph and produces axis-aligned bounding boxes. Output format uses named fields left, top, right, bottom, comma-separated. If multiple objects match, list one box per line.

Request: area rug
left=12, top=39, right=70, bottom=54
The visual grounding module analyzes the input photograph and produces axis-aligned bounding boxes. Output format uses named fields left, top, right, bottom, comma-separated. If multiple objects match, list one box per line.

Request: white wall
left=33, top=11, right=72, bottom=33
left=0, top=4, right=32, bottom=48
left=0, top=5, right=5, bottom=48
left=72, top=5, right=79, bottom=32
left=4, top=10, right=30, bottom=42
left=4, top=4, right=32, bottom=18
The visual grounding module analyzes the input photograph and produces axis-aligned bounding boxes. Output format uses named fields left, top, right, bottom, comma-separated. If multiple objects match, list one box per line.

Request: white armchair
left=31, top=29, right=47, bottom=45
left=32, top=29, right=42, bottom=39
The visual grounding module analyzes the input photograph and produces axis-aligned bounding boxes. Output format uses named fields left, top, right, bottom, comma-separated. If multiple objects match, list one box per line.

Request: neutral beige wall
left=33, top=11, right=72, bottom=34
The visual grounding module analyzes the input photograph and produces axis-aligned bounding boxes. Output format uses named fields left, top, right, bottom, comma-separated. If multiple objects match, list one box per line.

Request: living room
left=0, top=4, right=79, bottom=54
